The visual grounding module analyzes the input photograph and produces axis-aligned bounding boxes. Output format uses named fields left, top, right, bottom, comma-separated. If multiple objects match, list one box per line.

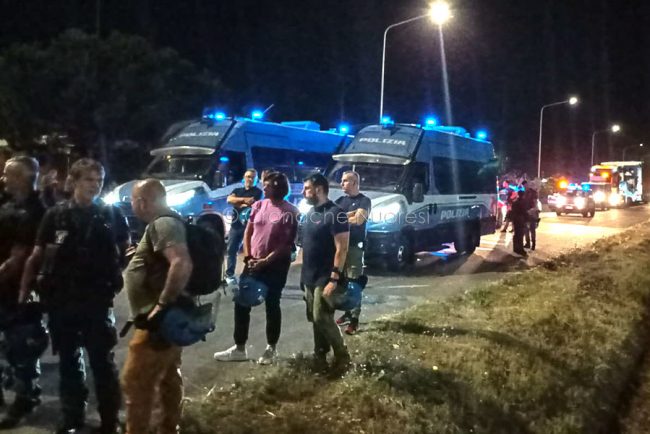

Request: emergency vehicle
left=589, top=161, right=646, bottom=206
left=301, top=120, right=497, bottom=270
left=103, top=111, right=351, bottom=238
left=548, top=183, right=596, bottom=217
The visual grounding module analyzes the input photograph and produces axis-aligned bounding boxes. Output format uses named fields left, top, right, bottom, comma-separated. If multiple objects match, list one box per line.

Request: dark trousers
left=513, top=221, right=526, bottom=254
left=234, top=263, right=289, bottom=346
left=48, top=305, right=120, bottom=428
left=226, top=225, right=246, bottom=277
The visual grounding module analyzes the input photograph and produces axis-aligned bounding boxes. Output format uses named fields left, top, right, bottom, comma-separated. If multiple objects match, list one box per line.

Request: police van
left=103, top=112, right=350, bottom=238
left=311, top=121, right=497, bottom=270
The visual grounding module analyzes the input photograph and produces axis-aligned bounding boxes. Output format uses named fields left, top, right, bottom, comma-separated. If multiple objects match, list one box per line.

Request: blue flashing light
left=251, top=110, right=264, bottom=120
left=380, top=116, right=393, bottom=125
left=215, top=112, right=226, bottom=121
left=581, top=184, right=590, bottom=191
left=425, top=116, right=438, bottom=127
left=338, top=123, right=350, bottom=134
left=297, top=161, right=304, bottom=166
left=476, top=130, right=488, bottom=140
left=219, top=156, right=230, bottom=163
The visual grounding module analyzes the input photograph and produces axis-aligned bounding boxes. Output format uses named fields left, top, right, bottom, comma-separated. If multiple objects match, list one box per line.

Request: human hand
left=322, top=281, right=337, bottom=297
left=147, top=303, right=164, bottom=321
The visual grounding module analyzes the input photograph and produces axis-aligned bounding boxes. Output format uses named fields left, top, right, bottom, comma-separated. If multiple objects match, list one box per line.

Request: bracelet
left=156, top=301, right=168, bottom=307
left=331, top=267, right=341, bottom=275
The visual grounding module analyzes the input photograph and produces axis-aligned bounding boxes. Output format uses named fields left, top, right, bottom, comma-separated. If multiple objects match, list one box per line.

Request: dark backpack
left=148, top=215, right=225, bottom=296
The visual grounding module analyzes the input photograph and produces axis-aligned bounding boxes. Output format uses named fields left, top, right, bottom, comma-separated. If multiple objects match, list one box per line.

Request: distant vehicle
left=581, top=182, right=611, bottom=210
left=589, top=161, right=647, bottom=207
left=549, top=185, right=596, bottom=217
left=299, top=121, right=498, bottom=270
left=103, top=112, right=350, bottom=239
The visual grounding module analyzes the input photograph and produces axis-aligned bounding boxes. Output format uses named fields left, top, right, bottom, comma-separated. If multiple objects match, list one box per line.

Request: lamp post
left=622, top=142, right=643, bottom=160
left=379, top=2, right=452, bottom=122
left=591, top=124, right=621, bottom=166
left=537, top=96, right=578, bottom=178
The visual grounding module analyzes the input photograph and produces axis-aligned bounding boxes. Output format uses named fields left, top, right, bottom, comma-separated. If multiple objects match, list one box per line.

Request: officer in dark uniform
left=0, top=147, right=14, bottom=207
left=20, top=158, right=130, bottom=434
left=0, top=156, right=47, bottom=429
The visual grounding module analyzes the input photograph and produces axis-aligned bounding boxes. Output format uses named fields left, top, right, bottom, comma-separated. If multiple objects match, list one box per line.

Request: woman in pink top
left=213, top=172, right=299, bottom=365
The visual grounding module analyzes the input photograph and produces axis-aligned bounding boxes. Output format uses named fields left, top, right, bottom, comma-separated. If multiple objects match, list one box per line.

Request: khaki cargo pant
left=121, top=329, right=183, bottom=434
left=303, top=284, right=347, bottom=358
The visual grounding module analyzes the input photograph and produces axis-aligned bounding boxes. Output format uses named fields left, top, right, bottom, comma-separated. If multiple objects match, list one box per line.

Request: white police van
left=313, top=121, right=497, bottom=270
left=103, top=112, right=350, bottom=239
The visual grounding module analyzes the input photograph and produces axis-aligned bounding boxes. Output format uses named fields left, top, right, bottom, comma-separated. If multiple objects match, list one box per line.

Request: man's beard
left=306, top=195, right=318, bottom=205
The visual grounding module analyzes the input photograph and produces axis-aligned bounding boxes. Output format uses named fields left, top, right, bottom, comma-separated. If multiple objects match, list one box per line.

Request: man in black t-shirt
left=334, top=171, right=371, bottom=335
left=301, top=173, right=351, bottom=370
left=19, top=158, right=130, bottom=434
left=225, top=169, right=263, bottom=284
left=0, top=156, right=47, bottom=429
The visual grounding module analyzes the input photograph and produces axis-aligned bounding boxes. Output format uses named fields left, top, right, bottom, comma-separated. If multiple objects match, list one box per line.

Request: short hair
left=342, top=170, right=360, bottom=184
left=303, top=172, right=329, bottom=195
left=69, top=158, right=105, bottom=181
left=244, top=168, right=257, bottom=176
left=6, top=156, right=39, bottom=184
left=264, top=171, right=289, bottom=200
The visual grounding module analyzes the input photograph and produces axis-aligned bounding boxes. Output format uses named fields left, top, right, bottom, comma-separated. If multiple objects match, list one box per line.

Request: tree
left=0, top=29, right=226, bottom=179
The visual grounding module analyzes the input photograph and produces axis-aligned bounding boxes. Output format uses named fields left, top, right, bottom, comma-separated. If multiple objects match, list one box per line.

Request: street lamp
left=379, top=2, right=452, bottom=122
left=591, top=124, right=621, bottom=166
left=537, top=96, right=579, bottom=178
left=622, top=142, right=643, bottom=160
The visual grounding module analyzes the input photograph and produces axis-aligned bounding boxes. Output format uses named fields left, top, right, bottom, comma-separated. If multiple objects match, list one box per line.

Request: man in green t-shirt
left=121, top=179, right=193, bottom=434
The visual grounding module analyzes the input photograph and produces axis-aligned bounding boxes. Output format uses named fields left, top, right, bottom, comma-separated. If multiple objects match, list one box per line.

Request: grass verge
left=183, top=226, right=650, bottom=434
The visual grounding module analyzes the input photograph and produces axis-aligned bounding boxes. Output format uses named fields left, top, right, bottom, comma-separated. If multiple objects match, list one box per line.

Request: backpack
left=147, top=214, right=225, bottom=295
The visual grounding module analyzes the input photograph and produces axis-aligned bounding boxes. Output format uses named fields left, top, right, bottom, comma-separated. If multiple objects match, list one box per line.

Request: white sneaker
left=258, top=346, right=278, bottom=365
left=225, top=276, right=238, bottom=287
left=213, top=345, right=247, bottom=362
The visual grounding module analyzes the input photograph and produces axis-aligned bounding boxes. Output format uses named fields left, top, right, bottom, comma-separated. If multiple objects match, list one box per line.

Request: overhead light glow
left=251, top=110, right=264, bottom=120
left=611, top=124, right=621, bottom=133
left=429, top=1, right=452, bottom=26
left=425, top=116, right=438, bottom=127
left=338, top=123, right=350, bottom=134
left=380, top=116, right=394, bottom=125
left=476, top=130, right=488, bottom=140
left=569, top=96, right=579, bottom=105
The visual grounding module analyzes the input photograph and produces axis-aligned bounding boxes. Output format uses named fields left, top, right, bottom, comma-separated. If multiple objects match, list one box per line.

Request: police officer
left=225, top=169, right=262, bottom=286
left=0, top=156, right=47, bottom=429
left=19, top=158, right=130, bottom=434
left=334, top=171, right=371, bottom=335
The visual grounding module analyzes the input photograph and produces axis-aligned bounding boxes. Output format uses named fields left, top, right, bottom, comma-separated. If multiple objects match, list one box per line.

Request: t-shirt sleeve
left=360, top=196, right=372, bottom=213
left=229, top=188, right=243, bottom=198
left=150, top=217, right=187, bottom=253
left=248, top=200, right=263, bottom=223
left=14, top=209, right=41, bottom=247
left=35, top=208, right=56, bottom=247
left=332, top=207, right=349, bottom=235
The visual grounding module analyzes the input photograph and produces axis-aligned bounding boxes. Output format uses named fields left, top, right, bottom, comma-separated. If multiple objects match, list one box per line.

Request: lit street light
left=591, top=124, right=621, bottom=166
left=379, top=2, right=452, bottom=122
left=537, top=96, right=579, bottom=178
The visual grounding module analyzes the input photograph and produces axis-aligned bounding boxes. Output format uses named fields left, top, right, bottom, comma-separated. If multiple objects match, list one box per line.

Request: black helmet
left=6, top=303, right=49, bottom=361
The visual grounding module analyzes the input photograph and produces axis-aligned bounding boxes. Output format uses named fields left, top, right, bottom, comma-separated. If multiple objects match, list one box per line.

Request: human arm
left=322, top=231, right=349, bottom=297
left=18, top=246, right=43, bottom=303
left=347, top=208, right=368, bottom=226
left=147, top=242, right=193, bottom=320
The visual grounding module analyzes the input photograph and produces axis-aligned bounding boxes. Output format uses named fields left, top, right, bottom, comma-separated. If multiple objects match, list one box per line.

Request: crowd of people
left=0, top=147, right=372, bottom=433
left=499, top=179, right=540, bottom=257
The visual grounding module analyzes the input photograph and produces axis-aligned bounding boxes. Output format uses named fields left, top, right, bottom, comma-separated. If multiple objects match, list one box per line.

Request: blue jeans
left=226, top=225, right=246, bottom=277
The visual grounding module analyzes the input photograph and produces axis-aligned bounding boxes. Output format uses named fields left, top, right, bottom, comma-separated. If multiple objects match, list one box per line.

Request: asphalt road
left=8, top=204, right=650, bottom=433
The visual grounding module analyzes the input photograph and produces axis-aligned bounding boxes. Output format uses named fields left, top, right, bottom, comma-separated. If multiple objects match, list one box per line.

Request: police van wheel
left=456, top=226, right=480, bottom=255
left=388, top=235, right=413, bottom=271
left=556, top=211, right=562, bottom=216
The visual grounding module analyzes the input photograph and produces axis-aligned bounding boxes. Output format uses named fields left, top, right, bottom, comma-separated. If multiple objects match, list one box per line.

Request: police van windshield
left=145, top=155, right=213, bottom=179
left=328, top=161, right=405, bottom=192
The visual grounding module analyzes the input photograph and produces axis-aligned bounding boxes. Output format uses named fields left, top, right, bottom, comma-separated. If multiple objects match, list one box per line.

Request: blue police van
left=103, top=113, right=350, bottom=239
left=300, top=121, right=498, bottom=270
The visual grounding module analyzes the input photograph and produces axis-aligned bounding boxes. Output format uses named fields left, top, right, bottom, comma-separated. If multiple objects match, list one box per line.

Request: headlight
left=609, top=194, right=621, bottom=206
left=166, top=190, right=196, bottom=207
left=574, top=197, right=586, bottom=209
left=556, top=196, right=567, bottom=206
left=593, top=191, right=606, bottom=203
left=369, top=201, right=401, bottom=223
left=298, top=198, right=312, bottom=215
left=101, top=190, right=120, bottom=205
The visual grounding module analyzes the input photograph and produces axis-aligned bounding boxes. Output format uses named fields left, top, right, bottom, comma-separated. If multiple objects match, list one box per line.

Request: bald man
left=19, top=158, right=129, bottom=433
left=121, top=178, right=192, bottom=434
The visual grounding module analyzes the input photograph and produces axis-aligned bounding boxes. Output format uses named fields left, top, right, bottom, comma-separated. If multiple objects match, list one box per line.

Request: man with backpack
left=121, top=178, right=193, bottom=434
left=19, top=158, right=130, bottom=434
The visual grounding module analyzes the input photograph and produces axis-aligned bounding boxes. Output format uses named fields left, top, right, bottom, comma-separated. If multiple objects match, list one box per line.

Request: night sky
left=1, top=0, right=649, bottom=178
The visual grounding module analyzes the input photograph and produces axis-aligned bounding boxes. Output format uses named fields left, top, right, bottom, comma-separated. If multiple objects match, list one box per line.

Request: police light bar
left=380, top=116, right=394, bottom=126
left=251, top=110, right=264, bottom=120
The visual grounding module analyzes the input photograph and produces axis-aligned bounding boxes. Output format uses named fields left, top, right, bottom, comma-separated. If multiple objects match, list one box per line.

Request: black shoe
left=310, top=354, right=329, bottom=373
left=531, top=244, right=536, bottom=251
left=523, top=243, right=531, bottom=249
left=55, top=420, right=85, bottom=434
left=0, top=398, right=40, bottom=429
left=91, top=425, right=122, bottom=434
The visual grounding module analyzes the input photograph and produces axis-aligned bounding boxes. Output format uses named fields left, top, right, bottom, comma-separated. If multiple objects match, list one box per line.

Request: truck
left=299, top=121, right=498, bottom=270
left=103, top=113, right=351, bottom=239
left=589, top=161, right=647, bottom=206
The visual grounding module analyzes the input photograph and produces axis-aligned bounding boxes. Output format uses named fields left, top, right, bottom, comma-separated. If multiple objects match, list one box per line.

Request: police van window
left=251, top=147, right=330, bottom=183
left=433, top=157, right=496, bottom=194
left=216, top=151, right=246, bottom=185
left=409, top=162, right=429, bottom=193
